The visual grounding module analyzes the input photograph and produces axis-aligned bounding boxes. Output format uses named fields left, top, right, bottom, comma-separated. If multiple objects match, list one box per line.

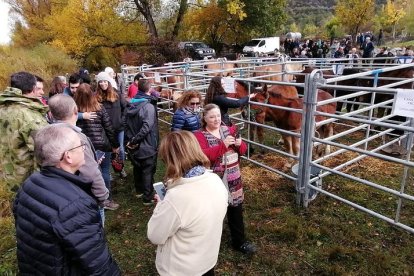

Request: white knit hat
left=104, top=67, right=115, bottom=75
left=95, top=72, right=113, bottom=83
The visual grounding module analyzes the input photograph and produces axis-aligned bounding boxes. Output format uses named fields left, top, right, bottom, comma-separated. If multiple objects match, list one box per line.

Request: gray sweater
left=55, top=122, right=109, bottom=203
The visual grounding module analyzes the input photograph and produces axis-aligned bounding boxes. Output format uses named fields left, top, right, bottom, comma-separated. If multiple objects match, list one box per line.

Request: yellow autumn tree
left=335, top=0, right=375, bottom=39
left=45, top=0, right=148, bottom=61
left=7, top=0, right=67, bottom=47
left=379, top=0, right=406, bottom=39
left=226, top=0, right=247, bottom=21
left=179, top=0, right=248, bottom=48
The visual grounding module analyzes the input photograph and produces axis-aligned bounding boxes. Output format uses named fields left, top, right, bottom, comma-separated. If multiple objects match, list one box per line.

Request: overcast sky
left=0, top=1, right=11, bottom=45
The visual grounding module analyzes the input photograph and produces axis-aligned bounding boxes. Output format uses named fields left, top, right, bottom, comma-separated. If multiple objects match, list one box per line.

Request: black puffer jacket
left=102, top=92, right=127, bottom=133
left=77, top=107, right=119, bottom=151
left=13, top=166, right=121, bottom=275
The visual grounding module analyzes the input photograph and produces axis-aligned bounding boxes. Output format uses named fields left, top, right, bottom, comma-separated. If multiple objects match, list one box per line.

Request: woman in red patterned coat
left=194, top=103, right=256, bottom=255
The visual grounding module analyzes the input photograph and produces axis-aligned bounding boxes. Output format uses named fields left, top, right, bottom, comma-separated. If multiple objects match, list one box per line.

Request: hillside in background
left=286, top=0, right=386, bottom=28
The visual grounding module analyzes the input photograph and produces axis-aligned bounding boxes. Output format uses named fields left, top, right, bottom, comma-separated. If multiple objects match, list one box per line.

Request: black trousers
left=202, top=267, right=215, bottom=276
left=227, top=203, right=246, bottom=248
left=132, top=155, right=157, bottom=201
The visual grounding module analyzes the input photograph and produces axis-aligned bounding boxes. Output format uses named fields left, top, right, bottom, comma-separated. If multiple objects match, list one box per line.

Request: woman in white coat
left=147, top=131, right=228, bottom=276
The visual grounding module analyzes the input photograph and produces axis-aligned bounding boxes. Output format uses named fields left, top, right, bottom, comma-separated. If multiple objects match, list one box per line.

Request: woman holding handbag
left=194, top=103, right=256, bottom=255
left=95, top=71, right=128, bottom=178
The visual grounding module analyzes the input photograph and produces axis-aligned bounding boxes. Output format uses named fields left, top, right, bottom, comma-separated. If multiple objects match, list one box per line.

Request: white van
left=243, top=37, right=280, bottom=57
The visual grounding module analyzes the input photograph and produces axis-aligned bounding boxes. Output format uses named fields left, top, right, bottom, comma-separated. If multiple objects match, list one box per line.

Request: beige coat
left=147, top=171, right=228, bottom=276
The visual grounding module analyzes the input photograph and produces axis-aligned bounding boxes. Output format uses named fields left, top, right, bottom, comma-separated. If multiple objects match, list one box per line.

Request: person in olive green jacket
left=0, top=72, right=48, bottom=193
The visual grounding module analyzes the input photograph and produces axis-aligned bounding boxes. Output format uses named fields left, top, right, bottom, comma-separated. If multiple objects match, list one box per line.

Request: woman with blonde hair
left=171, top=90, right=202, bottom=132
left=148, top=131, right=228, bottom=276
left=194, top=103, right=256, bottom=255
left=74, top=83, right=120, bottom=210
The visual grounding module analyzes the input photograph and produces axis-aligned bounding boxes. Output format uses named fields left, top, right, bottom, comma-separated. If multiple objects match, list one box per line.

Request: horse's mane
left=235, top=80, right=256, bottom=93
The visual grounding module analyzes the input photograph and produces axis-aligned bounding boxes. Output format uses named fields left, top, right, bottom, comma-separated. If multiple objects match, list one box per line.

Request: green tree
left=378, top=0, right=406, bottom=39
left=404, top=1, right=414, bottom=34
left=302, top=23, right=320, bottom=39
left=288, top=22, right=300, bottom=32
left=335, top=0, right=375, bottom=39
left=325, top=16, right=345, bottom=43
left=241, top=0, right=287, bottom=37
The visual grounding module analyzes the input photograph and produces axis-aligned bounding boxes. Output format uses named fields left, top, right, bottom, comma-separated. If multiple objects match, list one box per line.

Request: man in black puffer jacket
left=13, top=124, right=120, bottom=275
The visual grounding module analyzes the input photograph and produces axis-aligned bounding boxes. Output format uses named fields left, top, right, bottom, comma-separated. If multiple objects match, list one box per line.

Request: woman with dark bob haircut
left=147, top=131, right=228, bottom=276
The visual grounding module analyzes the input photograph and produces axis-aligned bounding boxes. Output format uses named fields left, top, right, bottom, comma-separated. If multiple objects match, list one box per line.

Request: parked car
left=178, top=41, right=216, bottom=60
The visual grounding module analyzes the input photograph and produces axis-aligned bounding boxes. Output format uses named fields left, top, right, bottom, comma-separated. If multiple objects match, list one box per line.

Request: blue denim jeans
left=99, top=207, right=105, bottom=227
left=118, top=131, right=125, bottom=162
left=100, top=151, right=112, bottom=199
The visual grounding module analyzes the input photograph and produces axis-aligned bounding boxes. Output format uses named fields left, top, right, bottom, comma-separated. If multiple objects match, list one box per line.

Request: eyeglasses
left=189, top=102, right=201, bottom=106
left=60, top=143, right=87, bottom=160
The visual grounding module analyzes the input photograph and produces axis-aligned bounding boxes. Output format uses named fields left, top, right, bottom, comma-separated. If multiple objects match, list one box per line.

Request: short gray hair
left=48, top=94, right=78, bottom=121
left=35, top=124, right=79, bottom=167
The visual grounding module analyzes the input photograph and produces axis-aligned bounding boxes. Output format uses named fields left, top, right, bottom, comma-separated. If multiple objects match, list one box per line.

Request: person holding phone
left=194, top=104, right=256, bottom=255
left=147, top=131, right=228, bottom=276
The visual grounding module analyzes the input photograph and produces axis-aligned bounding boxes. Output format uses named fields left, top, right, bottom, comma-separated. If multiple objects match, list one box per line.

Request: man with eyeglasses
left=171, top=90, right=202, bottom=132
left=13, top=124, right=120, bottom=275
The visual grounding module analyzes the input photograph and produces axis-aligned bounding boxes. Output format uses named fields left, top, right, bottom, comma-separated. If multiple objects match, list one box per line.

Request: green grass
left=103, top=143, right=414, bottom=275
left=2, top=120, right=414, bottom=274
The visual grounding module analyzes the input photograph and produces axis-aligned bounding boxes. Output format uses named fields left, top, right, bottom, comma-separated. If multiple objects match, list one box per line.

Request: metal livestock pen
left=120, top=57, right=414, bottom=233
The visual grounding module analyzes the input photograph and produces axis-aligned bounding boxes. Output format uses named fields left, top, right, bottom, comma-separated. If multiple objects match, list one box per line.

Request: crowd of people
left=283, top=36, right=373, bottom=60
left=284, top=32, right=414, bottom=68
left=283, top=31, right=382, bottom=59
left=1, top=69, right=258, bottom=274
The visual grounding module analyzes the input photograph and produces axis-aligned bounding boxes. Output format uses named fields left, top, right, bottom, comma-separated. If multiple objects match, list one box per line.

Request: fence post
left=296, top=71, right=320, bottom=207
left=395, top=118, right=414, bottom=222
left=183, top=62, right=189, bottom=90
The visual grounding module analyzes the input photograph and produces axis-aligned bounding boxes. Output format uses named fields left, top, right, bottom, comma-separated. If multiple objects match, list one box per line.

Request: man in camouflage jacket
left=0, top=72, right=48, bottom=193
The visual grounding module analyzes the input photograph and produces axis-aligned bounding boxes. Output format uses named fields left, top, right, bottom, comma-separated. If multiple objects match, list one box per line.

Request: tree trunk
left=133, top=0, right=158, bottom=38
left=171, top=0, right=188, bottom=39
left=392, top=24, right=396, bottom=41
